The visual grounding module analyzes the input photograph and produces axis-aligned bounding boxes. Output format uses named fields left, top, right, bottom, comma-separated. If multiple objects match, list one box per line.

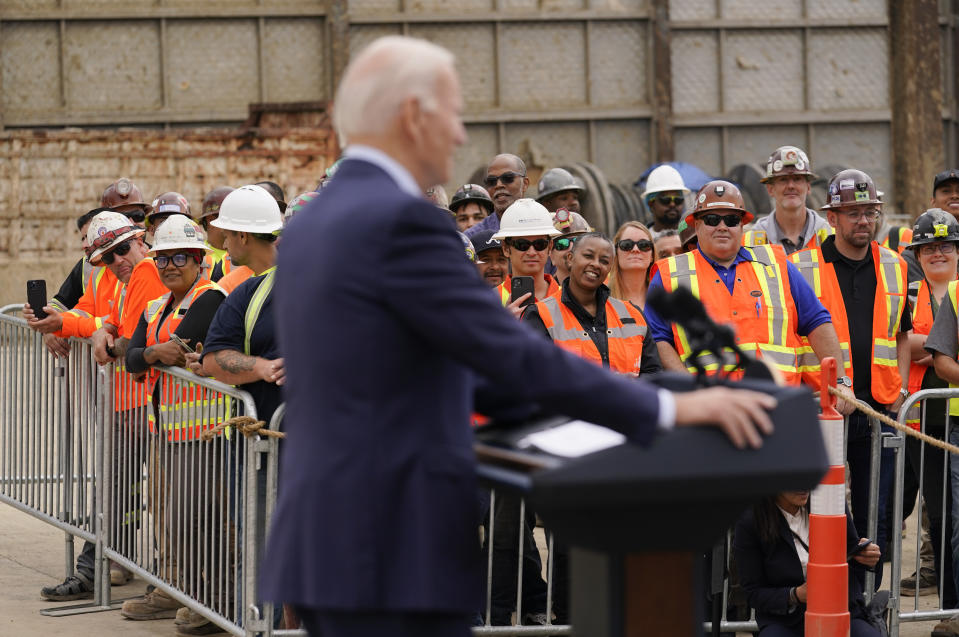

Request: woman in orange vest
left=901, top=209, right=959, bottom=608
left=523, top=233, right=662, bottom=377
left=123, top=214, right=226, bottom=619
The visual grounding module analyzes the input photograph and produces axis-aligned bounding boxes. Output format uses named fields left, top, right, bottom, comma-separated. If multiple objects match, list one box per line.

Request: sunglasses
left=552, top=236, right=582, bottom=251
left=484, top=171, right=525, bottom=188
left=508, top=237, right=550, bottom=252
left=154, top=253, right=194, bottom=269
left=617, top=239, right=654, bottom=252
left=699, top=213, right=743, bottom=227
left=655, top=195, right=684, bottom=206
left=100, top=239, right=133, bottom=265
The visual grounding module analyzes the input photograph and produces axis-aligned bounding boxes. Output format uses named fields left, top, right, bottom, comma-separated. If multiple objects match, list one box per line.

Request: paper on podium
left=518, top=420, right=626, bottom=458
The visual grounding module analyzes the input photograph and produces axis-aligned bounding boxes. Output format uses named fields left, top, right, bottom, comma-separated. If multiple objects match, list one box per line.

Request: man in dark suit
left=262, top=35, right=778, bottom=637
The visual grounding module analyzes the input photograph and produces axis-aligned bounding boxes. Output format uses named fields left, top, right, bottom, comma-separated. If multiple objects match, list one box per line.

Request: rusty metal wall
left=669, top=0, right=895, bottom=205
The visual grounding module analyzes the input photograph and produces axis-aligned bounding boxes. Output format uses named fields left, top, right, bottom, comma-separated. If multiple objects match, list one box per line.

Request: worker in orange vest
left=491, top=198, right=562, bottom=316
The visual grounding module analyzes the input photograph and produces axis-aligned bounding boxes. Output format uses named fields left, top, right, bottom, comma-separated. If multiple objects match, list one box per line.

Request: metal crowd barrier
left=889, top=388, right=959, bottom=635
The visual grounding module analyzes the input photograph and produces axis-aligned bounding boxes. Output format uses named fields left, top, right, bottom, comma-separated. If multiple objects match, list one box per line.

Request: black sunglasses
left=552, top=236, right=582, bottom=251
left=655, top=195, right=684, bottom=206
left=699, top=213, right=743, bottom=227
left=617, top=239, right=654, bottom=252
left=154, top=253, right=193, bottom=269
left=100, top=240, right=133, bottom=265
left=508, top=237, right=550, bottom=252
left=484, top=171, right=525, bottom=188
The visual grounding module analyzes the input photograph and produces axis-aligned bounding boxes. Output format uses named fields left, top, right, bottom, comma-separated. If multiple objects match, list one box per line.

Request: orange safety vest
left=534, top=294, right=648, bottom=374
left=905, top=280, right=935, bottom=429
left=57, top=266, right=122, bottom=338
left=742, top=226, right=833, bottom=250
left=881, top=226, right=913, bottom=255
left=217, top=264, right=254, bottom=294
left=789, top=242, right=906, bottom=404
left=655, top=245, right=802, bottom=383
left=496, top=274, right=560, bottom=306
left=143, top=277, right=226, bottom=441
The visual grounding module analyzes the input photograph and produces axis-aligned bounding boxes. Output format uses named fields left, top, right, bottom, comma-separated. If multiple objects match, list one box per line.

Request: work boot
left=40, top=573, right=94, bottom=601
left=175, top=619, right=227, bottom=635
left=900, top=565, right=937, bottom=596
left=110, top=561, right=132, bottom=586
left=933, top=613, right=959, bottom=636
left=120, top=587, right=182, bottom=620
left=174, top=607, right=194, bottom=625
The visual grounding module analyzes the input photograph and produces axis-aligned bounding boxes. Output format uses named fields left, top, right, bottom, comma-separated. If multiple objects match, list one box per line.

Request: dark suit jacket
left=260, top=157, right=666, bottom=613
left=733, top=507, right=869, bottom=631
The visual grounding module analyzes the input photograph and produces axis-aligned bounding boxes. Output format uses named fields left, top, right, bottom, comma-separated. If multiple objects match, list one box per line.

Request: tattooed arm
left=202, top=348, right=285, bottom=386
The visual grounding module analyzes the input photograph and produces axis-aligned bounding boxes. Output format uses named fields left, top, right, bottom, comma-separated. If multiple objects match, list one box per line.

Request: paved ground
left=0, top=498, right=950, bottom=636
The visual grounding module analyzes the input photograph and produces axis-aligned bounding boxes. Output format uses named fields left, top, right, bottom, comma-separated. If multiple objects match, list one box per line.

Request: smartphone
left=511, top=276, right=535, bottom=308
left=170, top=333, right=194, bottom=353
left=847, top=538, right=871, bottom=560
left=26, top=280, right=48, bottom=320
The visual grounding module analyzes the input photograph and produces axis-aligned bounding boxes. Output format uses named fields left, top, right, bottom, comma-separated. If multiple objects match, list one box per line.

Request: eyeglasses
left=699, top=213, right=743, bottom=227
left=552, top=236, right=582, bottom=251
left=617, top=239, right=654, bottom=252
left=154, top=253, right=193, bottom=269
left=655, top=195, right=684, bottom=206
left=100, top=239, right=133, bottom=265
left=507, top=237, right=550, bottom=252
left=838, top=209, right=881, bottom=222
left=484, top=171, right=525, bottom=188
left=919, top=243, right=958, bottom=256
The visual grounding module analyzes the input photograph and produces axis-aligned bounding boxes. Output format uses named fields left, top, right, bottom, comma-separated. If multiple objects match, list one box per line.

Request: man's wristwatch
left=837, top=376, right=852, bottom=388
left=899, top=388, right=910, bottom=398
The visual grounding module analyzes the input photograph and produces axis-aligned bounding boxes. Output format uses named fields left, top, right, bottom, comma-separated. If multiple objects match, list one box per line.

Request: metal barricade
left=889, top=388, right=959, bottom=635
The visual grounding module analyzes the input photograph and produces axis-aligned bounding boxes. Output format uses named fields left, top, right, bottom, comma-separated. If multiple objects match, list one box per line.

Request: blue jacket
left=261, top=158, right=665, bottom=613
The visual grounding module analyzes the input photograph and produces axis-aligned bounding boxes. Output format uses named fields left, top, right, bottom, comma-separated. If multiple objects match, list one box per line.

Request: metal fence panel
left=594, top=120, right=650, bottom=185
left=808, top=29, right=889, bottom=111
left=166, top=20, right=261, bottom=110
left=409, top=0, right=494, bottom=12
left=504, top=122, right=589, bottom=169
left=725, top=125, right=807, bottom=169
left=409, top=23, right=498, bottom=110
left=806, top=0, right=887, bottom=20
left=452, top=123, right=498, bottom=187
left=588, top=21, right=647, bottom=108
left=348, top=24, right=403, bottom=60
left=262, top=18, right=327, bottom=103
left=722, top=30, right=804, bottom=112
left=500, top=23, right=588, bottom=110
left=720, top=0, right=800, bottom=19
left=668, top=0, right=715, bottom=21
left=0, top=21, right=61, bottom=112
left=812, top=122, right=893, bottom=195
left=674, top=127, right=722, bottom=177
left=671, top=31, right=719, bottom=115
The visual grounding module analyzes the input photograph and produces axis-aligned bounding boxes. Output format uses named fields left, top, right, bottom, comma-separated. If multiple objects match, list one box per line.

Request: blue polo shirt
left=645, top=247, right=832, bottom=344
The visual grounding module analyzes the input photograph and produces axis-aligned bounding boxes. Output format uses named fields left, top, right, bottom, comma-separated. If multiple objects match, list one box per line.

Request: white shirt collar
left=343, top=145, right=423, bottom=199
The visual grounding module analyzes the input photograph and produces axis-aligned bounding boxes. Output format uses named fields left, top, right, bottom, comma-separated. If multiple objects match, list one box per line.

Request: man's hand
left=795, top=583, right=807, bottom=603
left=674, top=387, right=776, bottom=449
left=23, top=303, right=64, bottom=334
left=146, top=339, right=189, bottom=367
left=91, top=328, right=116, bottom=365
left=506, top=294, right=532, bottom=319
left=255, top=357, right=286, bottom=386
left=834, top=385, right=856, bottom=416
left=43, top=333, right=71, bottom=358
left=185, top=351, right=205, bottom=376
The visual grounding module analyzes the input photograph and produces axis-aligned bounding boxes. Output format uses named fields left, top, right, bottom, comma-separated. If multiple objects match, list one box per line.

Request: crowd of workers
left=13, top=136, right=959, bottom=636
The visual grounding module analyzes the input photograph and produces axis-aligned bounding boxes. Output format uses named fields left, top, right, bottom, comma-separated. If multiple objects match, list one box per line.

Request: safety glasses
left=617, top=238, right=654, bottom=252
left=154, top=253, right=192, bottom=269
left=100, top=239, right=133, bottom=265
left=484, top=171, right=525, bottom=188
left=919, top=243, right=958, bottom=256
left=838, top=209, right=881, bottom=222
left=655, top=195, right=684, bottom=206
left=552, top=236, right=582, bottom=251
left=508, top=237, right=550, bottom=252
left=699, top=213, right=743, bottom=227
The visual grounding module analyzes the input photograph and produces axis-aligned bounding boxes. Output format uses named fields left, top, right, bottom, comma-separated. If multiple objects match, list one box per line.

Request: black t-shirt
left=52, top=258, right=86, bottom=311
left=820, top=236, right=911, bottom=402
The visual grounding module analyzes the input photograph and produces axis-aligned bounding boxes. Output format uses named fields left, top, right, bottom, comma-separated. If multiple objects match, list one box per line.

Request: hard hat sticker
left=854, top=191, right=870, bottom=202
left=714, top=184, right=726, bottom=196
left=831, top=194, right=841, bottom=205
left=839, top=179, right=855, bottom=191
left=698, top=193, right=706, bottom=203
left=796, top=160, right=805, bottom=170
left=772, top=160, right=783, bottom=172
left=935, top=223, right=949, bottom=237
left=183, top=224, right=196, bottom=238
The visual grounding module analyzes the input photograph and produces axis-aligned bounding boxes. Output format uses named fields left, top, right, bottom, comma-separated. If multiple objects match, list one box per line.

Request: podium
left=475, top=374, right=828, bottom=637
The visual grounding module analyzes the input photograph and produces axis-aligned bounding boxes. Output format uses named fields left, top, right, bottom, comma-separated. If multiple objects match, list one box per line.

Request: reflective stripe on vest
left=882, top=226, right=913, bottom=255
left=742, top=226, right=833, bottom=250
left=657, top=246, right=800, bottom=383
left=244, top=267, right=275, bottom=356
left=789, top=243, right=906, bottom=403
left=536, top=295, right=648, bottom=373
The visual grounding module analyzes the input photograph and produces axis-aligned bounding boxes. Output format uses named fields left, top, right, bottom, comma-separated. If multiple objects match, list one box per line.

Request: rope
left=200, top=415, right=286, bottom=441
left=826, top=385, right=959, bottom=455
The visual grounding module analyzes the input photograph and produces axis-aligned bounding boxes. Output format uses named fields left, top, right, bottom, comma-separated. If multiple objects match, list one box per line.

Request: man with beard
left=790, top=169, right=911, bottom=586
left=464, top=154, right=529, bottom=240
left=470, top=229, right=508, bottom=287
left=642, top=164, right=689, bottom=233
left=744, top=145, right=832, bottom=255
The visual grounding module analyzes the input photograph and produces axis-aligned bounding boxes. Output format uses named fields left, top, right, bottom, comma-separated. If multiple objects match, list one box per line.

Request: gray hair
left=333, top=36, right=456, bottom=147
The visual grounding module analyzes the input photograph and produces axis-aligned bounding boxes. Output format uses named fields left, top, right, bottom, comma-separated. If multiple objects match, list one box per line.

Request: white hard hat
left=87, top=211, right=146, bottom=266
left=211, top=184, right=283, bottom=234
left=491, top=199, right=562, bottom=240
left=642, top=165, right=690, bottom=198
left=149, top=214, right=210, bottom=253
